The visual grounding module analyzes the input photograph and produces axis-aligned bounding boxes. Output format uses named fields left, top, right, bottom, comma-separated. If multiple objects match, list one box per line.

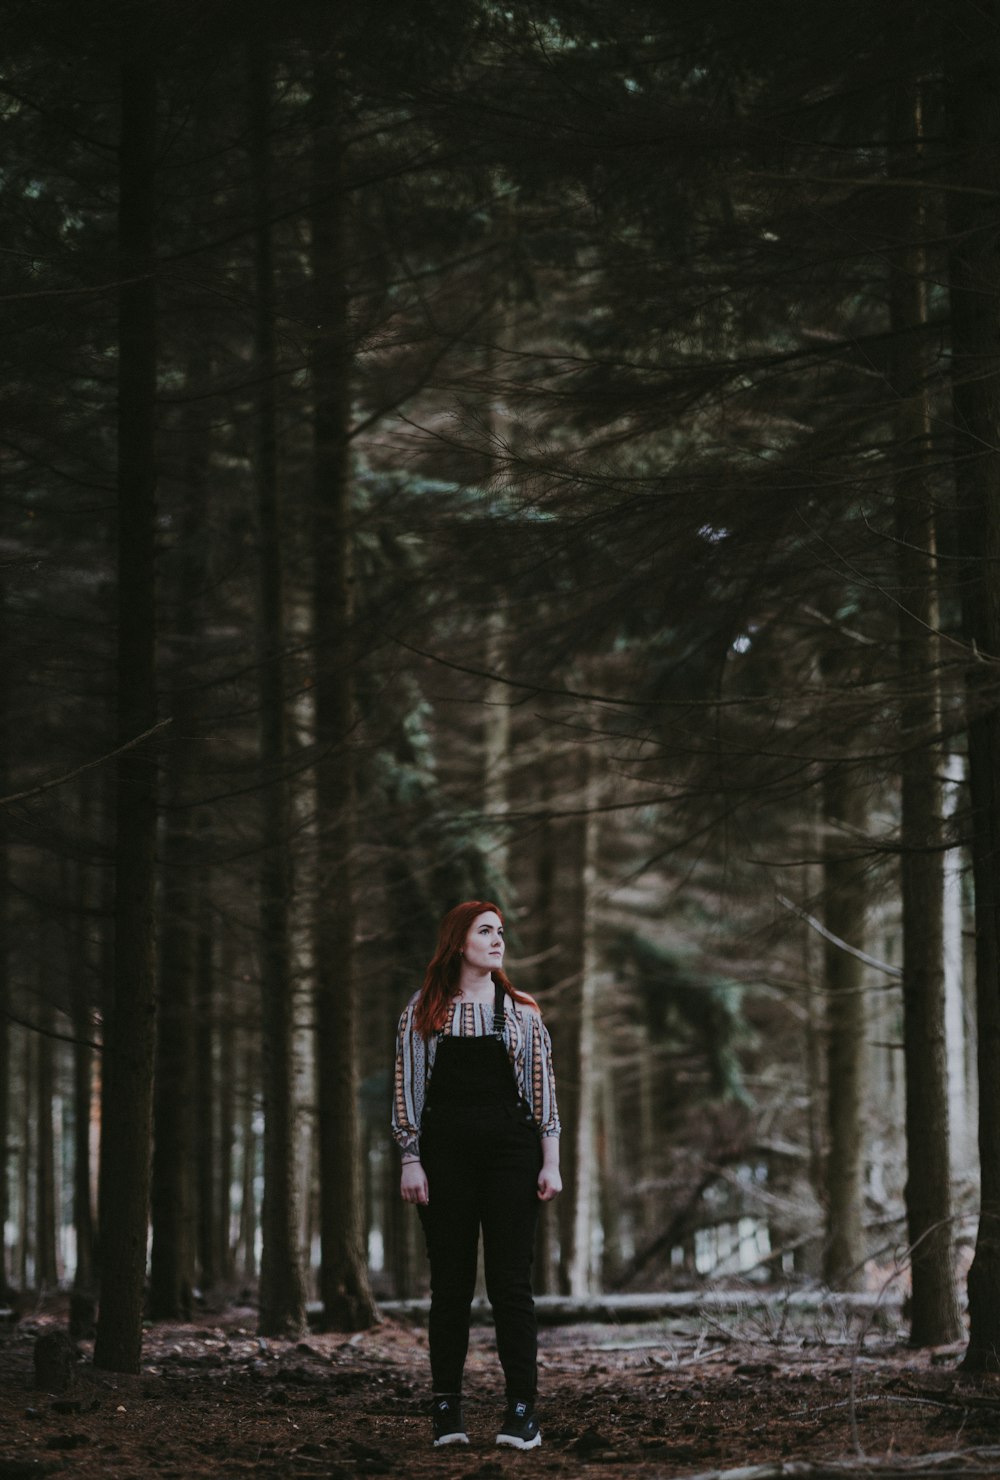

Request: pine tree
left=95, top=10, right=160, bottom=1375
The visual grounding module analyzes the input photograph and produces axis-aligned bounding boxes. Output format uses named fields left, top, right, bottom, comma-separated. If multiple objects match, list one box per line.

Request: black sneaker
left=431, top=1394, right=469, bottom=1447
left=496, top=1400, right=541, bottom=1450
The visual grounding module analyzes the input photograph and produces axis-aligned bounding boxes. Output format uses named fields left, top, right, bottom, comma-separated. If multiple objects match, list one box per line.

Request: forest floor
left=2, top=1297, right=1000, bottom=1480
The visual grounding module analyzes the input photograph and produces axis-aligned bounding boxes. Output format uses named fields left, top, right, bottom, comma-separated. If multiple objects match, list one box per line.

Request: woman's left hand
left=537, top=1166, right=562, bottom=1201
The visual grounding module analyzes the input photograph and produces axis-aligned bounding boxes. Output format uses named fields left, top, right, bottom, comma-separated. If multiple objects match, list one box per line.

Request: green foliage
left=608, top=930, right=751, bottom=1103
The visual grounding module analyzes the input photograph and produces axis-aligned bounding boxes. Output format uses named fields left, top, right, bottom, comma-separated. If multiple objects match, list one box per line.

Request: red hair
left=413, top=900, right=536, bottom=1037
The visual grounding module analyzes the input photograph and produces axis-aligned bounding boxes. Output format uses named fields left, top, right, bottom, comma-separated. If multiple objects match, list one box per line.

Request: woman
left=392, top=900, right=561, bottom=1450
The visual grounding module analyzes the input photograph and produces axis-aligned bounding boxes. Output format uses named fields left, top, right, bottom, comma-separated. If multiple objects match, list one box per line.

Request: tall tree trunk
left=309, top=38, right=377, bottom=1331
left=553, top=746, right=587, bottom=1295
left=149, top=770, right=197, bottom=1320
left=195, top=858, right=222, bottom=1290
left=942, top=755, right=973, bottom=1178
left=19, top=1033, right=33, bottom=1289
left=569, top=745, right=602, bottom=1296
left=599, top=1064, right=625, bottom=1288
left=482, top=268, right=515, bottom=891
left=237, top=1033, right=259, bottom=1286
left=68, top=815, right=97, bottom=1301
left=947, top=9, right=1000, bottom=1371
left=35, top=994, right=59, bottom=1294
left=94, top=23, right=159, bottom=1375
left=70, top=856, right=96, bottom=1300
left=531, top=732, right=559, bottom=1294
left=149, top=351, right=211, bottom=1320
left=800, top=849, right=826, bottom=1279
left=0, top=586, right=12, bottom=1299
left=483, top=607, right=512, bottom=887
left=636, top=1033, right=657, bottom=1253
left=213, top=913, right=236, bottom=1286
left=890, top=80, right=962, bottom=1346
left=821, top=759, right=868, bottom=1291
left=385, top=1144, right=413, bottom=1297
left=248, top=21, right=305, bottom=1339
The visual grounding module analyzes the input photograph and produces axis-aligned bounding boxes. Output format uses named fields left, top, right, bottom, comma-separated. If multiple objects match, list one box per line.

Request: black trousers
left=418, top=1103, right=542, bottom=1401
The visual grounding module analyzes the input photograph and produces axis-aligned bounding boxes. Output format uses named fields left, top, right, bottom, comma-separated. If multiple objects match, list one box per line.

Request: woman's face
left=462, top=910, right=505, bottom=973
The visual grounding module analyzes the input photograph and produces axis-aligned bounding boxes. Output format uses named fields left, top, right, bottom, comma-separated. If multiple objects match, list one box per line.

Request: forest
left=4, top=0, right=1000, bottom=1475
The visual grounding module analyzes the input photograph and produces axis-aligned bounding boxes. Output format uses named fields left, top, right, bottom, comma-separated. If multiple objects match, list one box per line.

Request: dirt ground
left=3, top=1301, right=1000, bottom=1479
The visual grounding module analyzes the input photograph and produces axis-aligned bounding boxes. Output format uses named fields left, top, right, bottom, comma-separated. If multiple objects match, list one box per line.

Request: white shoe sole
left=433, top=1433, right=469, bottom=1447
left=496, top=1433, right=542, bottom=1450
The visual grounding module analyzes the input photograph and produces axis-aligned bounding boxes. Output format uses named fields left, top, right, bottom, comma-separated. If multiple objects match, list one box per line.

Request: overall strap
left=492, top=977, right=506, bottom=1041
left=492, top=978, right=532, bottom=1117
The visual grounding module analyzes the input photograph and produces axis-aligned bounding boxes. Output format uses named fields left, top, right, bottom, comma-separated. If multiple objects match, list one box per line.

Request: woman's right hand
left=400, top=1160, right=429, bottom=1205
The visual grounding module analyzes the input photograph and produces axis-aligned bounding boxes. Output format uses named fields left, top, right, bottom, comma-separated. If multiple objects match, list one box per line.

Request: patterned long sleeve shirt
left=391, top=993, right=561, bottom=1159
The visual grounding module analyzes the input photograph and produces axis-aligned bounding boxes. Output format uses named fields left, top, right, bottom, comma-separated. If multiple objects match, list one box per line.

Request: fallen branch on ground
left=680, top=1446, right=1000, bottom=1480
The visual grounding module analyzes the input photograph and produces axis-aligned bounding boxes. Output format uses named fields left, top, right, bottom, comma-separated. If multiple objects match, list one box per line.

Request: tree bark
left=214, top=914, right=237, bottom=1287
left=569, top=744, right=603, bottom=1296
left=149, top=349, right=212, bottom=1320
left=942, top=755, right=973, bottom=1179
left=18, top=1039, right=31, bottom=1289
left=820, top=759, right=868, bottom=1291
left=237, top=1029, right=259, bottom=1286
left=148, top=764, right=197, bottom=1320
left=309, top=36, right=377, bottom=1331
left=248, top=19, right=306, bottom=1339
left=531, top=743, right=559, bottom=1294
left=946, top=6, right=1000, bottom=1370
left=0, top=584, right=11, bottom=1299
left=71, top=1011, right=96, bottom=1298
left=385, top=1142, right=413, bottom=1297
left=94, top=22, right=159, bottom=1375
left=69, top=831, right=97, bottom=1303
left=195, top=859, right=224, bottom=1290
left=35, top=992, right=58, bottom=1294
left=483, top=606, right=512, bottom=886
left=554, top=745, right=587, bottom=1295
left=481, top=259, right=516, bottom=891
left=889, top=79, right=962, bottom=1346
left=599, top=1063, right=625, bottom=1288
left=801, top=848, right=826, bottom=1279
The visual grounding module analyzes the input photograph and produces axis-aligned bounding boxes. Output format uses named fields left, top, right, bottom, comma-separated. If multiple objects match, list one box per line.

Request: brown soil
left=2, top=1304, right=1000, bottom=1479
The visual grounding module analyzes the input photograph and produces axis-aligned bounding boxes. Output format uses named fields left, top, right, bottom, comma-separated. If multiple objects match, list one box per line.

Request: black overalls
left=417, top=981, right=543, bottom=1402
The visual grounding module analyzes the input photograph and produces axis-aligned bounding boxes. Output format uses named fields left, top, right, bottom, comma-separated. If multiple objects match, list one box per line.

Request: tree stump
left=33, top=1329, right=78, bottom=1392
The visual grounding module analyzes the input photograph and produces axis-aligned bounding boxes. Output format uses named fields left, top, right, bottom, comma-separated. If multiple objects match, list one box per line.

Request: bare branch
left=776, top=894, right=902, bottom=979
left=0, top=719, right=172, bottom=808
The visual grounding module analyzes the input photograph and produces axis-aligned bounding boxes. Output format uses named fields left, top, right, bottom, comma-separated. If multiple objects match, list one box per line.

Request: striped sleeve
left=391, top=1000, right=426, bottom=1158
left=526, top=1008, right=561, bottom=1139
